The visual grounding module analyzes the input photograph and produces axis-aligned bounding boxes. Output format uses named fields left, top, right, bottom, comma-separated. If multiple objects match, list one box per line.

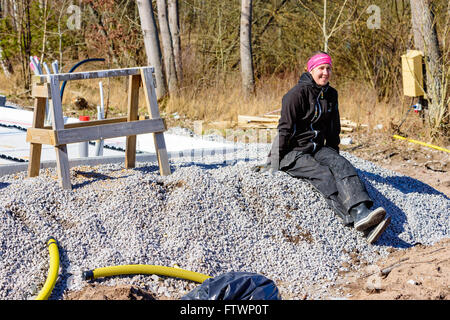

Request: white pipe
left=99, top=81, right=104, bottom=114
left=51, top=61, right=59, bottom=74
left=29, top=57, right=40, bottom=75
left=94, top=82, right=105, bottom=156
left=78, top=116, right=90, bottom=158
left=43, top=62, right=51, bottom=75
left=33, top=56, right=43, bottom=74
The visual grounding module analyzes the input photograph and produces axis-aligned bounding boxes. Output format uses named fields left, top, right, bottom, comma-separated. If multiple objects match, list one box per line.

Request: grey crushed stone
left=0, top=142, right=448, bottom=300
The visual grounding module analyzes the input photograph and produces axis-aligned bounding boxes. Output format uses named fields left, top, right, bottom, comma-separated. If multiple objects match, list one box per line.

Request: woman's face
left=310, top=63, right=332, bottom=86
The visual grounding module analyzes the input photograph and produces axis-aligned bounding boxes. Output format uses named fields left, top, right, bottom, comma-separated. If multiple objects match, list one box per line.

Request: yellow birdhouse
left=401, top=50, right=425, bottom=97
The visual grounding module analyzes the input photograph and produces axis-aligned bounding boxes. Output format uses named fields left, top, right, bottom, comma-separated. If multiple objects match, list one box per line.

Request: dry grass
left=337, top=81, right=406, bottom=133
left=0, top=72, right=34, bottom=107
left=60, top=77, right=133, bottom=117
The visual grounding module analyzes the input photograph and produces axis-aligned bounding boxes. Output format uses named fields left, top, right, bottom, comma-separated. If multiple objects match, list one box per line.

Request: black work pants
left=279, top=146, right=372, bottom=225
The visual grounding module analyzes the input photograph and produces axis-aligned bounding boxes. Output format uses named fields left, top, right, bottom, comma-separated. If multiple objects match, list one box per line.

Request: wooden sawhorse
left=26, top=66, right=171, bottom=189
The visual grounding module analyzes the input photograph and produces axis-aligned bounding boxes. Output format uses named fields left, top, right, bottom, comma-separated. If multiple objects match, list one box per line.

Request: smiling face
left=310, top=63, right=332, bottom=86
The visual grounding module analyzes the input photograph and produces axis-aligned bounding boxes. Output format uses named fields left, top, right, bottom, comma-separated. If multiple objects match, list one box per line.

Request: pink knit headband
left=307, top=53, right=332, bottom=72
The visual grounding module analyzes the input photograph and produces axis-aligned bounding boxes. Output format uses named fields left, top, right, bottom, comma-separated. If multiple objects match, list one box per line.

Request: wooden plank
left=34, top=67, right=153, bottom=83
left=239, top=123, right=278, bottom=129
left=141, top=67, right=171, bottom=176
left=55, top=118, right=165, bottom=145
left=26, top=128, right=57, bottom=145
left=43, top=116, right=128, bottom=130
left=49, top=76, right=66, bottom=130
left=237, top=115, right=365, bottom=132
left=262, top=114, right=281, bottom=119
left=49, top=75, right=72, bottom=190
left=341, top=119, right=357, bottom=127
left=125, top=74, right=141, bottom=168
left=29, top=119, right=167, bottom=147
left=153, top=132, right=171, bottom=175
left=27, top=97, right=47, bottom=177
left=31, top=83, right=50, bottom=98
left=238, top=115, right=279, bottom=124
left=140, top=68, right=162, bottom=118
left=55, top=145, right=71, bottom=189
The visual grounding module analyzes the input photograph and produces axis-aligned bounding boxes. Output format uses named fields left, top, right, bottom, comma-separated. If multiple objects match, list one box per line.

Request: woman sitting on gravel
left=255, top=51, right=391, bottom=244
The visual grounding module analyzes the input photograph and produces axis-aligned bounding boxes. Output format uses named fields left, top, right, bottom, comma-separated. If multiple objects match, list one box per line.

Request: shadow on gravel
left=171, top=158, right=259, bottom=171
left=0, top=182, right=9, bottom=190
left=71, top=170, right=131, bottom=189
left=357, top=169, right=449, bottom=249
left=134, top=158, right=259, bottom=173
left=364, top=171, right=449, bottom=199
left=133, top=164, right=162, bottom=173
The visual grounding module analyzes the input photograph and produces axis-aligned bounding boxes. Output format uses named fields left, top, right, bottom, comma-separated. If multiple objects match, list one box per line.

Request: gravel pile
left=0, top=140, right=449, bottom=300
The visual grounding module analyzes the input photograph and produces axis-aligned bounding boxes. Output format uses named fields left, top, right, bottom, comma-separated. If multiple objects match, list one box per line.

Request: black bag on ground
left=181, top=271, right=281, bottom=300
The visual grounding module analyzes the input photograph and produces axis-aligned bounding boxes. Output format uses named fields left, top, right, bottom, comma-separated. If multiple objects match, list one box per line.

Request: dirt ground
left=341, top=130, right=449, bottom=198
left=64, top=129, right=449, bottom=300
left=333, top=237, right=450, bottom=300
left=64, top=239, right=450, bottom=301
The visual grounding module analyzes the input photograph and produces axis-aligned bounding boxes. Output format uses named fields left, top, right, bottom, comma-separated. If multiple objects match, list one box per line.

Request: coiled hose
left=83, top=264, right=211, bottom=283
left=35, top=237, right=60, bottom=300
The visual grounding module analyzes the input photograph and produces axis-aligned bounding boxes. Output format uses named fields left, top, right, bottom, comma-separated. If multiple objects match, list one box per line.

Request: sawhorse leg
left=28, top=97, right=47, bottom=177
left=125, top=74, right=141, bottom=168
left=140, top=67, right=171, bottom=176
left=49, top=76, right=72, bottom=190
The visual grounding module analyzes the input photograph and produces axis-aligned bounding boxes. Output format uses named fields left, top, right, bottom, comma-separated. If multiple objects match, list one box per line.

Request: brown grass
left=165, top=71, right=298, bottom=122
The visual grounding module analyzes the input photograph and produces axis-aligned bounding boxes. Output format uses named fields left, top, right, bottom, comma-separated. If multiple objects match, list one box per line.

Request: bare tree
left=136, top=0, right=167, bottom=99
left=240, top=0, right=255, bottom=96
left=0, top=0, right=7, bottom=18
left=40, top=0, right=49, bottom=62
left=168, top=0, right=182, bottom=83
left=410, top=0, right=446, bottom=135
left=298, top=0, right=354, bottom=52
left=52, top=0, right=73, bottom=71
left=15, top=0, right=32, bottom=88
left=156, top=0, right=178, bottom=95
left=86, top=2, right=119, bottom=65
left=0, top=0, right=14, bottom=77
left=0, top=46, right=13, bottom=77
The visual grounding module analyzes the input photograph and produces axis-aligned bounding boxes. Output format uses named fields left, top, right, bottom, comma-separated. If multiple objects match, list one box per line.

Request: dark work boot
left=363, top=215, right=391, bottom=244
left=350, top=202, right=386, bottom=232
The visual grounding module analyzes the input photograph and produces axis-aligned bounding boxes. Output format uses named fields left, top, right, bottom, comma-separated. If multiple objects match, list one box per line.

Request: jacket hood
left=298, top=72, right=329, bottom=93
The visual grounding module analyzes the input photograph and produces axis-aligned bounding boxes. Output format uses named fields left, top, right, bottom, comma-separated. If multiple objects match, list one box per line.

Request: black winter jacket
left=269, top=72, right=341, bottom=166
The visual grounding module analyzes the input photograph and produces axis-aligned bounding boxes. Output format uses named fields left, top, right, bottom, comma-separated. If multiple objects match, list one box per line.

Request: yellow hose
left=35, top=237, right=60, bottom=300
left=83, top=264, right=211, bottom=283
left=393, top=134, right=450, bottom=153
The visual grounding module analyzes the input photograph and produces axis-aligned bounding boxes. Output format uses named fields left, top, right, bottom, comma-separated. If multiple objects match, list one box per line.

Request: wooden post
left=140, top=67, right=171, bottom=176
left=125, top=74, right=141, bottom=168
left=27, top=95, right=47, bottom=177
left=49, top=75, right=72, bottom=190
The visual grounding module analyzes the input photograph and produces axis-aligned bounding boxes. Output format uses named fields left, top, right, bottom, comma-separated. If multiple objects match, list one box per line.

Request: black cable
left=395, top=97, right=415, bottom=132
